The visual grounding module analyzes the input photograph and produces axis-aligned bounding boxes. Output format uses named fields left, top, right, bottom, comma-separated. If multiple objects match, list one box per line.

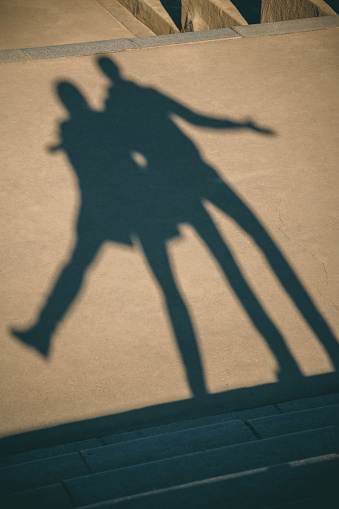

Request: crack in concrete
left=275, top=202, right=338, bottom=313
left=275, top=200, right=291, bottom=241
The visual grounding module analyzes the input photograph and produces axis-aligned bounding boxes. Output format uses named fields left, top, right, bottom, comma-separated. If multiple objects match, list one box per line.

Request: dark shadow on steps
left=0, top=372, right=338, bottom=456
left=159, top=0, right=182, bottom=31
left=321, top=0, right=339, bottom=13
left=231, top=0, right=262, bottom=25
left=10, top=57, right=339, bottom=397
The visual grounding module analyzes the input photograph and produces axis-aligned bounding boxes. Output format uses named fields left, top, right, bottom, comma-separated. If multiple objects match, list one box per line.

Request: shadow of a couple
left=12, top=57, right=339, bottom=396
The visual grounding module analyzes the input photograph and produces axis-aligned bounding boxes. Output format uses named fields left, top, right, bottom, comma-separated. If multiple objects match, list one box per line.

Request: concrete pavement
left=0, top=0, right=154, bottom=51
left=1, top=12, right=339, bottom=441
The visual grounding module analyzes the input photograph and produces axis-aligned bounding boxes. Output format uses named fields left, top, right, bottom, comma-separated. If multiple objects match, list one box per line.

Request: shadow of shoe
left=10, top=327, right=51, bottom=356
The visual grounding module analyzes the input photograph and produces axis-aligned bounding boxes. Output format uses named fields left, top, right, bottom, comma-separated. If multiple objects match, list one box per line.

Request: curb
left=0, top=15, right=338, bottom=63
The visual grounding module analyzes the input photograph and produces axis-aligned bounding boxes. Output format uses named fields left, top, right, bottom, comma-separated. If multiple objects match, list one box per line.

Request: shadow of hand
left=246, top=118, right=276, bottom=136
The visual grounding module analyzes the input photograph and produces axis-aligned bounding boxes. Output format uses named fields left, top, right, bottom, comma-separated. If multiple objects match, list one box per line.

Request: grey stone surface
left=0, top=437, right=104, bottom=468
left=65, top=426, right=339, bottom=505
left=0, top=483, right=72, bottom=509
left=0, top=49, right=29, bottom=63
left=24, top=39, right=138, bottom=60
left=260, top=492, right=339, bottom=509
left=103, top=406, right=278, bottom=445
left=232, top=14, right=339, bottom=37
left=131, top=28, right=240, bottom=48
left=232, top=405, right=280, bottom=421
left=72, top=456, right=339, bottom=508
left=248, top=404, right=339, bottom=438
left=278, top=393, right=339, bottom=412
left=84, top=420, right=256, bottom=473
left=0, top=0, right=138, bottom=50
left=0, top=452, right=88, bottom=496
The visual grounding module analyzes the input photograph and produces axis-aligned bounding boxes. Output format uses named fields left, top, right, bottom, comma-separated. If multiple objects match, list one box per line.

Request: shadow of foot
left=11, top=327, right=51, bottom=356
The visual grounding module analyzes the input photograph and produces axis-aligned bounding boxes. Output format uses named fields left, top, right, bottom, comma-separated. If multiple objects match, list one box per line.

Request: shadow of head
left=97, top=57, right=123, bottom=85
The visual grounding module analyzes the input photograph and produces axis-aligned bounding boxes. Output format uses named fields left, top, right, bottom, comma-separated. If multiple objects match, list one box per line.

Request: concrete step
left=2, top=401, right=338, bottom=493
left=0, top=419, right=256, bottom=497
left=64, top=426, right=339, bottom=506
left=0, top=394, right=338, bottom=507
left=0, top=437, right=104, bottom=468
left=0, top=402, right=279, bottom=461
left=261, top=491, right=339, bottom=508
left=81, top=419, right=256, bottom=473
left=0, top=452, right=89, bottom=497
left=0, top=484, right=73, bottom=509
left=247, top=404, right=339, bottom=439
left=76, top=454, right=339, bottom=508
left=2, top=454, right=338, bottom=509
left=1, top=392, right=337, bottom=464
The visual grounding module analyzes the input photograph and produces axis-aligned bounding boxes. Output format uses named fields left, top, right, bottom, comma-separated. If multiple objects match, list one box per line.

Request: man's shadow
left=12, top=58, right=339, bottom=397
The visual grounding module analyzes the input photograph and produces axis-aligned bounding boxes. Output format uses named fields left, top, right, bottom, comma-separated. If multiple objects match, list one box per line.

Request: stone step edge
left=246, top=403, right=339, bottom=439
left=1, top=452, right=337, bottom=508
left=1, top=391, right=338, bottom=462
left=1, top=425, right=338, bottom=499
left=2, top=403, right=338, bottom=478
left=64, top=426, right=339, bottom=506
left=0, top=15, right=338, bottom=63
left=0, top=419, right=254, bottom=469
left=73, top=453, right=339, bottom=508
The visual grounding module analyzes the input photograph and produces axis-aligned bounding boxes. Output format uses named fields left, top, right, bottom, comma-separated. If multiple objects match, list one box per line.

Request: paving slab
left=277, top=392, right=339, bottom=412
left=0, top=0, right=153, bottom=51
left=131, top=27, right=240, bottom=48
left=0, top=484, right=72, bottom=509
left=247, top=404, right=339, bottom=438
left=0, top=26, right=338, bottom=440
left=24, top=39, right=138, bottom=60
left=0, top=49, right=30, bottom=63
left=0, top=452, right=88, bottom=496
left=0, top=437, right=104, bottom=468
left=103, top=404, right=279, bottom=445
left=65, top=427, right=339, bottom=505
left=82, top=420, right=256, bottom=472
left=75, top=456, right=339, bottom=508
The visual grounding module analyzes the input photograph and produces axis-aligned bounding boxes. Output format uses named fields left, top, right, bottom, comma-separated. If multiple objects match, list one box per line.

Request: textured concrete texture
left=181, top=0, right=247, bottom=32
left=247, top=404, right=339, bottom=438
left=232, top=13, right=339, bottom=36
left=0, top=0, right=153, bottom=51
left=0, top=484, right=73, bottom=509
left=0, top=396, right=338, bottom=507
left=65, top=426, right=339, bottom=504
left=82, top=420, right=256, bottom=472
left=1, top=22, right=339, bottom=440
left=77, top=458, right=339, bottom=508
left=261, top=0, right=337, bottom=24
left=0, top=452, right=88, bottom=496
left=116, top=0, right=180, bottom=34
left=277, top=392, right=339, bottom=412
left=24, top=39, right=138, bottom=60
left=131, top=27, right=240, bottom=48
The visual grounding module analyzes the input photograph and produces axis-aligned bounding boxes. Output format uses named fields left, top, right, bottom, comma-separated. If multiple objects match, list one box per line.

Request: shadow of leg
left=11, top=236, right=100, bottom=355
left=194, top=206, right=303, bottom=382
left=139, top=236, right=208, bottom=397
left=207, top=183, right=339, bottom=371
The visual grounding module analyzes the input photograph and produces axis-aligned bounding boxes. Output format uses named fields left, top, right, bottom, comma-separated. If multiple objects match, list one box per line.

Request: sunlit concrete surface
left=0, top=0, right=154, bottom=51
left=0, top=25, right=338, bottom=437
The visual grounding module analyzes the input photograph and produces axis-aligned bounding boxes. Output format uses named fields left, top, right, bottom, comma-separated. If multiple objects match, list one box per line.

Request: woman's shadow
left=12, top=58, right=339, bottom=397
